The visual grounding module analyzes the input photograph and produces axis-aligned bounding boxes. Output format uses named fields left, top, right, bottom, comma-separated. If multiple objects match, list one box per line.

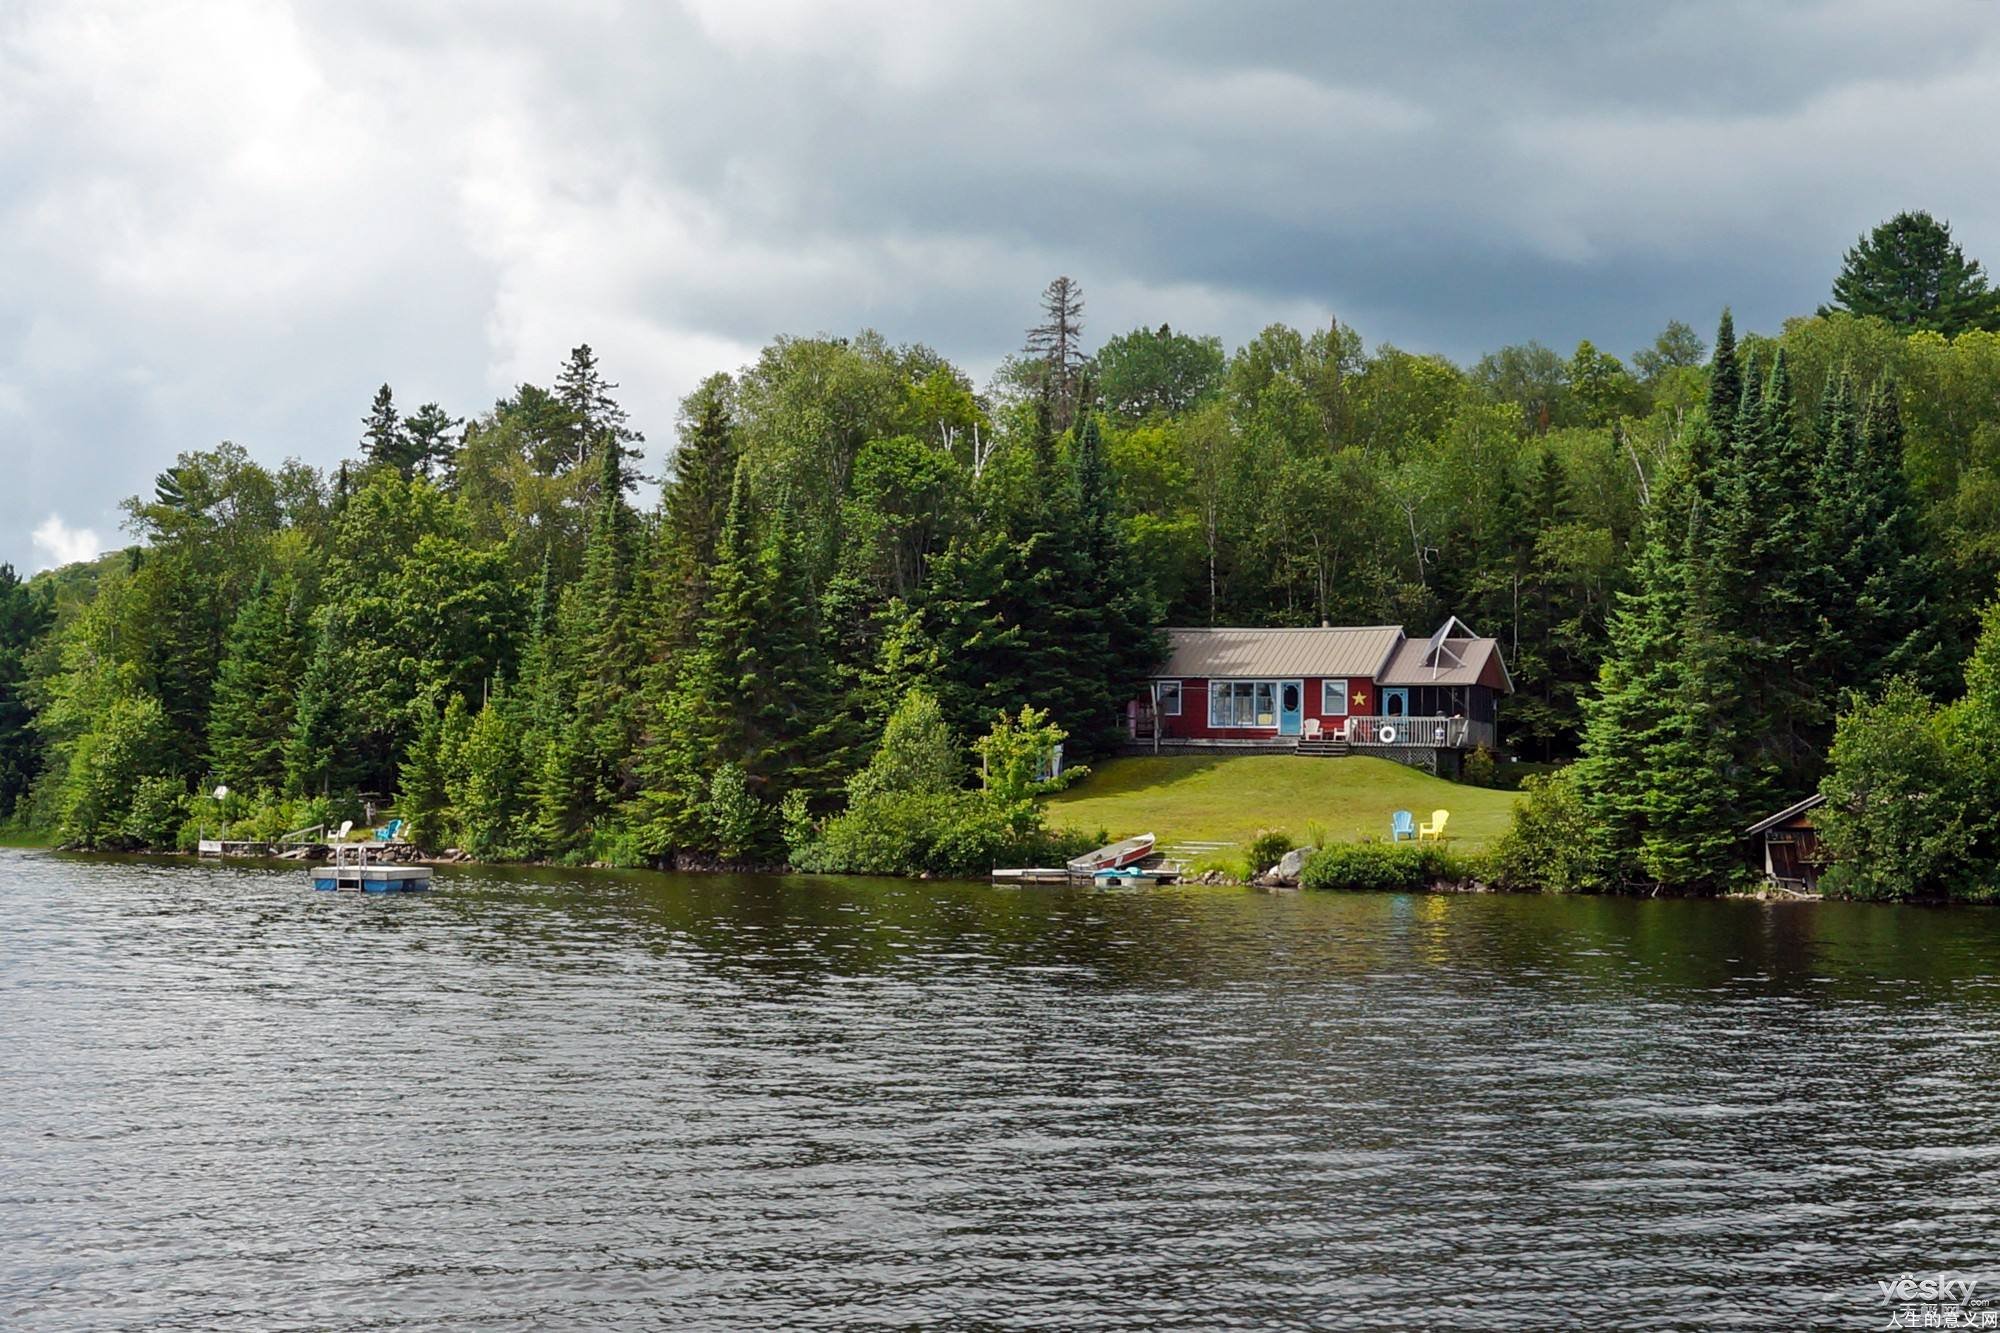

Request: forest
left=5, top=210, right=2000, bottom=893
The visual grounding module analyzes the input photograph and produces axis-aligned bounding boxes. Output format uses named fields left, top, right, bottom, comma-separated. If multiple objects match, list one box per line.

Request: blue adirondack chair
left=373, top=818, right=403, bottom=843
left=1389, top=810, right=1416, bottom=842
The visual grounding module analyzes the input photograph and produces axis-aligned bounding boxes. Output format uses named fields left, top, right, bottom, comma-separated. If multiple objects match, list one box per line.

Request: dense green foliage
left=0, top=564, right=52, bottom=819
left=1298, top=842, right=1483, bottom=892
left=1815, top=604, right=2000, bottom=902
left=1822, top=211, right=2000, bottom=336
left=13, top=216, right=2000, bottom=896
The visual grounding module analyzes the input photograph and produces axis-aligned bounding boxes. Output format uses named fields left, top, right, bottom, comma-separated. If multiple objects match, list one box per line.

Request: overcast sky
left=5, top=0, right=1999, bottom=571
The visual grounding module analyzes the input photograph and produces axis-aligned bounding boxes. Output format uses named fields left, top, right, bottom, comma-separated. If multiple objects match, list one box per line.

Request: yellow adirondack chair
left=1418, top=809, right=1450, bottom=841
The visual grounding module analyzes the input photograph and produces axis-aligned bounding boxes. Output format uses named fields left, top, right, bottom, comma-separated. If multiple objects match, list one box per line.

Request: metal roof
left=1744, top=792, right=1826, bottom=837
left=1156, top=626, right=1406, bottom=680
left=1377, top=637, right=1513, bottom=692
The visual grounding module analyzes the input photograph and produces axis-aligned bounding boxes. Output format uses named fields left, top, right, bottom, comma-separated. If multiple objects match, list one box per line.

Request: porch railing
left=1337, top=715, right=1494, bottom=751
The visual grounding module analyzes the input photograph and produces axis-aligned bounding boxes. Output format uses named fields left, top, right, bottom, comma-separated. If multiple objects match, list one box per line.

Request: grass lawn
left=0, top=826, right=54, bottom=848
left=1047, top=754, right=1520, bottom=854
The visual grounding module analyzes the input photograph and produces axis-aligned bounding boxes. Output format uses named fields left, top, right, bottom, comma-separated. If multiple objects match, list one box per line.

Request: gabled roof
left=1377, top=636, right=1513, bottom=693
left=1156, top=626, right=1406, bottom=680
left=1744, top=792, right=1825, bottom=837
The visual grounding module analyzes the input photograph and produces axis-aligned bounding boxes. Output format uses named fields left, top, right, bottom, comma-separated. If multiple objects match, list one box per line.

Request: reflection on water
left=5, top=850, right=2000, bottom=1329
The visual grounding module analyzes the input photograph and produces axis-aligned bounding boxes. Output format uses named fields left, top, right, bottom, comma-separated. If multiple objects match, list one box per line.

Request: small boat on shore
left=1067, top=833, right=1156, bottom=876
left=995, top=834, right=1166, bottom=888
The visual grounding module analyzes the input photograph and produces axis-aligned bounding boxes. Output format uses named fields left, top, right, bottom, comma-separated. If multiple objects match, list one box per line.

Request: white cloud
left=31, top=514, right=101, bottom=570
left=3, top=0, right=1999, bottom=570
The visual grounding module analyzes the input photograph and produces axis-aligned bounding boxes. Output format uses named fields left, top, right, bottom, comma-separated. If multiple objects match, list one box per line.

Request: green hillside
left=1047, top=755, right=1520, bottom=854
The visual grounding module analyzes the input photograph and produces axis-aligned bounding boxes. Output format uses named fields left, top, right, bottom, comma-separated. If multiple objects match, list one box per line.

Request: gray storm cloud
left=3, top=0, right=1997, bottom=569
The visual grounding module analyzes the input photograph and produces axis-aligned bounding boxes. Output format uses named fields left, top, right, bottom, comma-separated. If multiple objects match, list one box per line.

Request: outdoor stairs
left=1294, top=737, right=1351, bottom=758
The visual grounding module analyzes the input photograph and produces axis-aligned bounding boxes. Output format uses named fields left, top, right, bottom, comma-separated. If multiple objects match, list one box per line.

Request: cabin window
left=1209, top=680, right=1276, bottom=728
left=1156, top=681, right=1182, bottom=716
left=1321, top=680, right=1349, bottom=716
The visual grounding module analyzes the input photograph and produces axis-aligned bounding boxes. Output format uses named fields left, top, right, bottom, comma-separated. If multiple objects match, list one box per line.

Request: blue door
left=1278, top=680, right=1303, bottom=735
left=1382, top=687, right=1409, bottom=717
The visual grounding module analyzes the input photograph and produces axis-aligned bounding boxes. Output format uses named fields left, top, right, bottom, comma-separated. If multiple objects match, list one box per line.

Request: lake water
left=6, top=852, right=2000, bottom=1330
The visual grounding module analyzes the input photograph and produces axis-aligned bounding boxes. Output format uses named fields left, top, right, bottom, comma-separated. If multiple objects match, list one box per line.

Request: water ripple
left=6, top=852, right=2000, bottom=1329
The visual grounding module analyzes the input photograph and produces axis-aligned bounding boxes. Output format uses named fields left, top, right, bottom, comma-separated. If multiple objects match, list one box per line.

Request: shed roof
left=1157, top=626, right=1406, bottom=680
left=1744, top=792, right=1826, bottom=837
left=1377, top=636, right=1514, bottom=692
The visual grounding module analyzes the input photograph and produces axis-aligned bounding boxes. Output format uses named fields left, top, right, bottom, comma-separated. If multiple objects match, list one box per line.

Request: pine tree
left=1023, top=276, right=1087, bottom=429
left=555, top=344, right=645, bottom=479
left=361, top=384, right=417, bottom=476
left=401, top=403, right=463, bottom=483
left=1822, top=210, right=2000, bottom=335
left=207, top=568, right=305, bottom=792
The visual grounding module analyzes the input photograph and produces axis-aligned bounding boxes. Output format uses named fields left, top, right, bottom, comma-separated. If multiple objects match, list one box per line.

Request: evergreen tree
left=1070, top=409, right=1166, bottom=754
left=847, top=688, right=963, bottom=802
left=402, top=403, right=463, bottom=483
left=1804, top=369, right=1866, bottom=693
left=1698, top=308, right=1740, bottom=486
left=1574, top=466, right=1700, bottom=882
left=532, top=439, right=641, bottom=853
left=0, top=564, right=52, bottom=817
left=452, top=686, right=530, bottom=858
left=1633, top=503, right=1745, bottom=888
left=399, top=693, right=468, bottom=849
left=1023, top=276, right=1087, bottom=428
left=555, top=344, right=645, bottom=479
left=1822, top=210, right=2000, bottom=335
left=206, top=568, right=305, bottom=792
left=1853, top=378, right=1953, bottom=693
left=626, top=461, right=766, bottom=857
left=285, top=613, right=357, bottom=795
left=655, top=381, right=737, bottom=649
left=361, top=384, right=417, bottom=475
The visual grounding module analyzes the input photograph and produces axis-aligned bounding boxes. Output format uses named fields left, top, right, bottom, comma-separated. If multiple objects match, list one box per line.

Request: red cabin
left=1127, top=617, right=1511, bottom=774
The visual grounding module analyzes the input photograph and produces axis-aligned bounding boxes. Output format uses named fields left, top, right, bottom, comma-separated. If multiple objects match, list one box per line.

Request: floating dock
left=309, top=845, right=432, bottom=893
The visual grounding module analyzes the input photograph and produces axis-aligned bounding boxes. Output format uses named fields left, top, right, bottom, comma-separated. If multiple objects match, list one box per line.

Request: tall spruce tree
left=207, top=568, right=306, bottom=792
left=1697, top=309, right=1740, bottom=489
left=285, top=613, right=358, bottom=795
left=1574, top=461, right=1701, bottom=883
left=533, top=438, right=642, bottom=852
left=1852, top=378, right=1952, bottom=693
left=655, top=382, right=738, bottom=650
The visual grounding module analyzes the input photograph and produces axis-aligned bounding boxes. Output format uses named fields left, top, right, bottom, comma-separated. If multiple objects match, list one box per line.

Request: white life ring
left=1379, top=724, right=1398, bottom=745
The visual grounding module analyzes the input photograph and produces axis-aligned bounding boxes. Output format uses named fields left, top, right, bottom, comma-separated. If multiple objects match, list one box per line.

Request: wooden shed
left=1744, top=793, right=1826, bottom=893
